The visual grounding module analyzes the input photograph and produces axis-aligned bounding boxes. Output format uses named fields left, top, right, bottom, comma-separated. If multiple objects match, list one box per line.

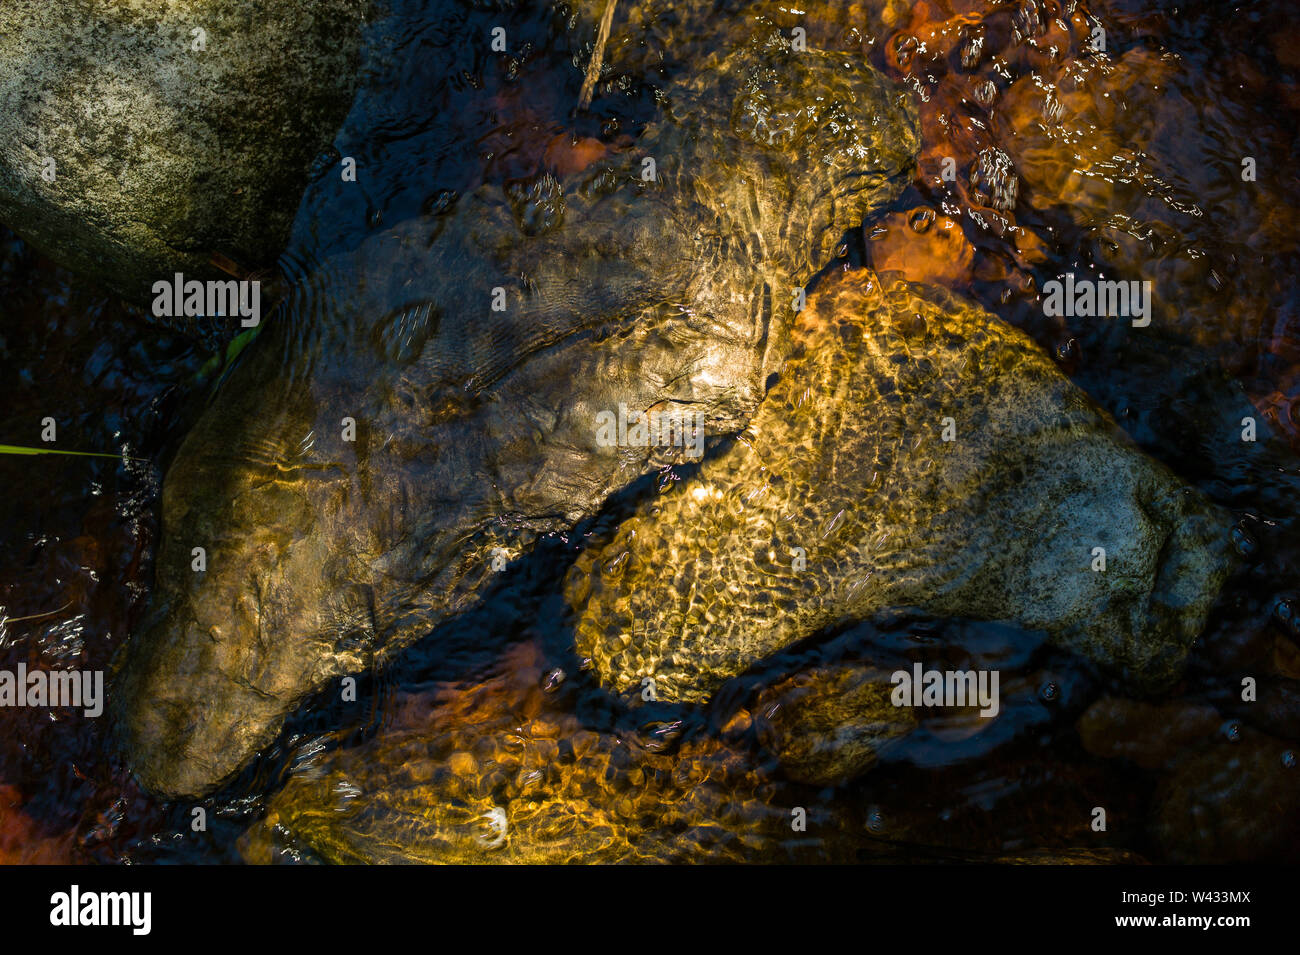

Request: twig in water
left=579, top=0, right=618, bottom=112
left=2, top=601, right=72, bottom=624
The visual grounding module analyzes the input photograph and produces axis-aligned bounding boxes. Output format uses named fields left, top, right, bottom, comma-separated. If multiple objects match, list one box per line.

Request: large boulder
left=565, top=271, right=1236, bottom=702
left=0, top=0, right=368, bottom=339
left=112, top=19, right=919, bottom=799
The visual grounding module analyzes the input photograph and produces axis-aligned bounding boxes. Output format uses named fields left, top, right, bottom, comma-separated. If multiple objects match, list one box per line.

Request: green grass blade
left=0, top=444, right=127, bottom=460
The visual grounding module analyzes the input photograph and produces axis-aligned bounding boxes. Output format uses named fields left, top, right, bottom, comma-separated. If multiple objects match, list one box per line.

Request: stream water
left=1, top=0, right=1298, bottom=863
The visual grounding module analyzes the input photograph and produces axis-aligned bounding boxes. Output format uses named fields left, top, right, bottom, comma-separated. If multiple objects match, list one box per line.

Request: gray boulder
left=0, top=0, right=367, bottom=340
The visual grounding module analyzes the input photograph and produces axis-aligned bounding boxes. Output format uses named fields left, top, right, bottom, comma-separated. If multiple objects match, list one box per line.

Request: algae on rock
left=0, top=0, right=368, bottom=342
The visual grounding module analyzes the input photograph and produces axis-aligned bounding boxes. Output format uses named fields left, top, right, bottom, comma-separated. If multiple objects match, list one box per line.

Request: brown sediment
left=868, top=208, right=975, bottom=289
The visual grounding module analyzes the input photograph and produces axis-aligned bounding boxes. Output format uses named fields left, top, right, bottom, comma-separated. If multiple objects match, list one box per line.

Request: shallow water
left=2, top=0, right=1299, bottom=863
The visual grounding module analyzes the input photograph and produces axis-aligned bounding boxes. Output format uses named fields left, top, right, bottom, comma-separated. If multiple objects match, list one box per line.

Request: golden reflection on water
left=1, top=0, right=1299, bottom=864
left=248, top=0, right=1300, bottom=864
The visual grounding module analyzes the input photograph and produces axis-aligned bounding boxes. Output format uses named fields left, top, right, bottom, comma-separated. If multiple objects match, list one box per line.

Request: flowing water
left=1, top=0, right=1298, bottom=863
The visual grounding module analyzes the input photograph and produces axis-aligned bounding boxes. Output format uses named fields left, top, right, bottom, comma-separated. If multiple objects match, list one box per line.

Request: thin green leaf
left=0, top=444, right=127, bottom=460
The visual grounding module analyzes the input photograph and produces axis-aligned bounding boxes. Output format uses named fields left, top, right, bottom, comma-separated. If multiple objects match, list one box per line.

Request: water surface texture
left=1, top=0, right=1298, bottom=864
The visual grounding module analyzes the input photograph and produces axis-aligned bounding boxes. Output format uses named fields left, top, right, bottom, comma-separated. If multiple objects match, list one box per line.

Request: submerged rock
left=753, top=665, right=915, bottom=786
left=243, top=722, right=798, bottom=864
left=1076, top=696, right=1300, bottom=867
left=566, top=271, right=1235, bottom=703
left=1078, top=696, right=1300, bottom=863
left=113, top=23, right=918, bottom=798
left=0, top=0, right=367, bottom=336
left=990, top=848, right=1146, bottom=864
left=239, top=639, right=1139, bottom=863
left=1153, top=728, right=1300, bottom=863
left=1077, top=698, right=1221, bottom=771
left=239, top=642, right=836, bottom=864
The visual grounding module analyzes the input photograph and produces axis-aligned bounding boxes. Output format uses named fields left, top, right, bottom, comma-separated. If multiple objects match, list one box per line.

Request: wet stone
left=566, top=272, right=1234, bottom=705
left=0, top=0, right=368, bottom=342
